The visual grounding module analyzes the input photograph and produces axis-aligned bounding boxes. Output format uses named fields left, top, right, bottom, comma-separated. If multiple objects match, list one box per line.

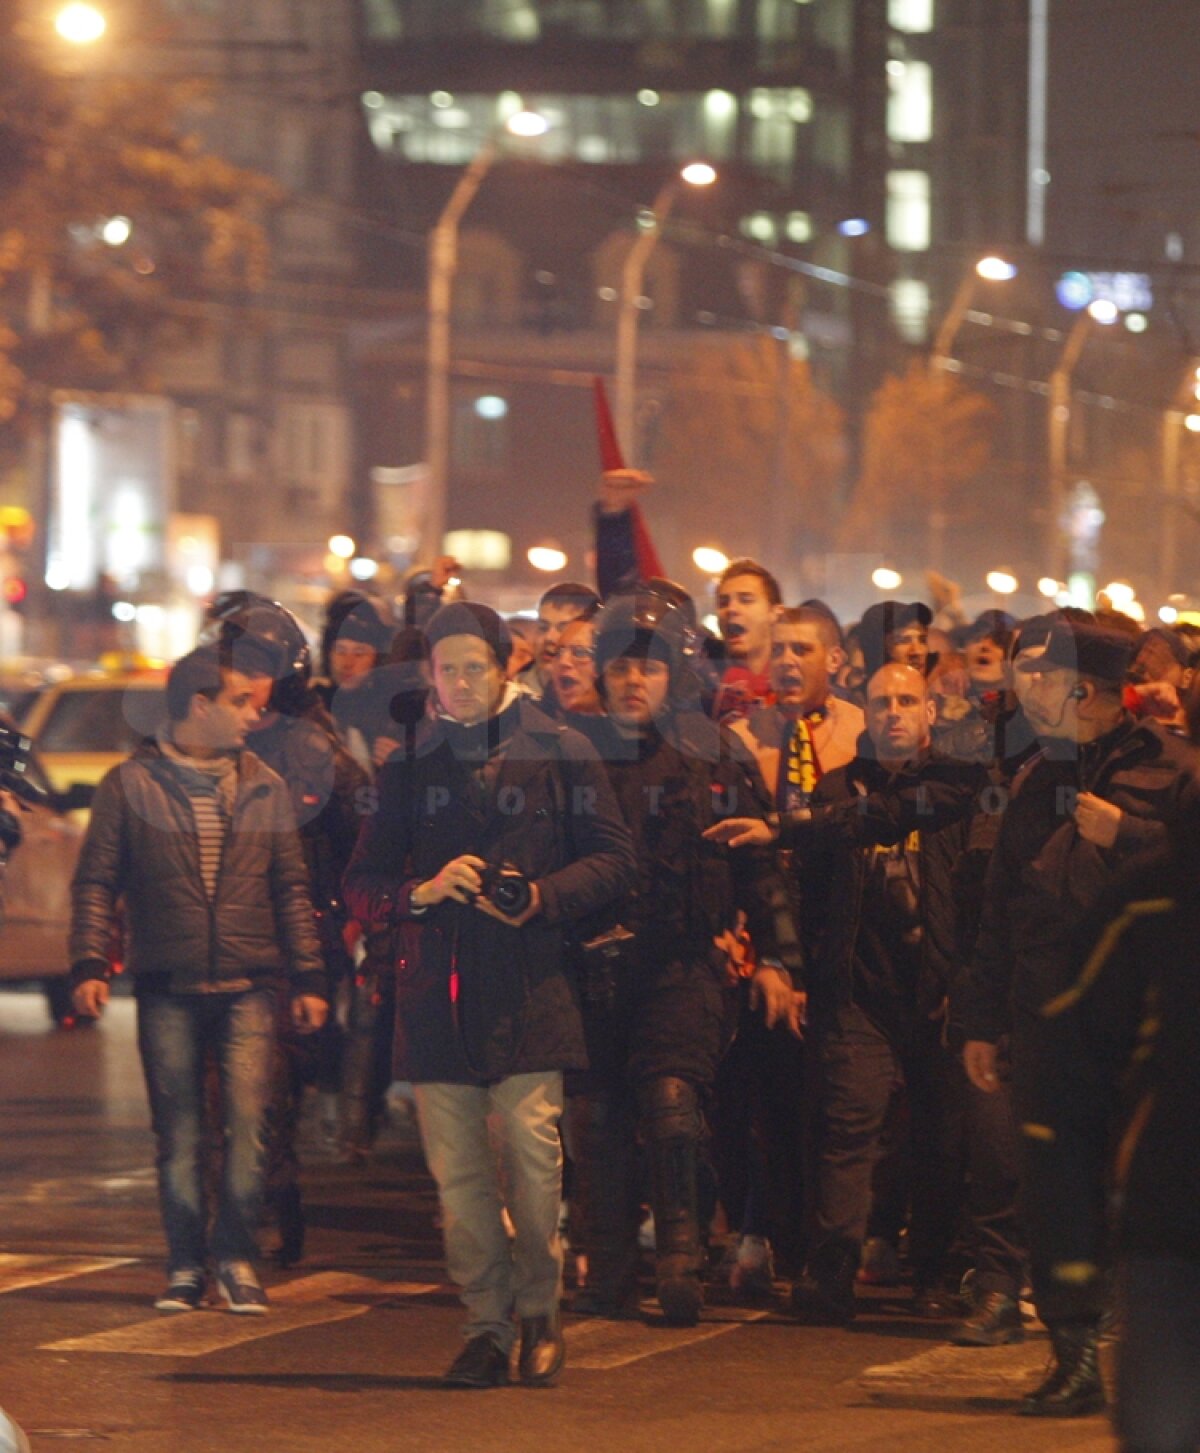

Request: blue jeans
left=1117, top=1255, right=1200, bottom=1453
left=137, top=988, right=276, bottom=1273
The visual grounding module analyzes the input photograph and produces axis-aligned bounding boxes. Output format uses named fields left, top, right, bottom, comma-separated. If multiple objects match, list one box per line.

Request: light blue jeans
left=413, top=1073, right=564, bottom=1349
left=137, top=987, right=276, bottom=1274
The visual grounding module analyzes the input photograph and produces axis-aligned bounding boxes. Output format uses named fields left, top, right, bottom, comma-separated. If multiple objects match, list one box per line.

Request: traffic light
left=3, top=577, right=28, bottom=613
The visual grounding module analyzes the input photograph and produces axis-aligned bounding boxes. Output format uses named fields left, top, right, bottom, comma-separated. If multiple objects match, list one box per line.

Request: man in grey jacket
left=70, top=643, right=328, bottom=1314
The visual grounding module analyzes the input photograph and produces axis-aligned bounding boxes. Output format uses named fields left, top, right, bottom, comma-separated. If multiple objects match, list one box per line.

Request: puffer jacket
left=70, top=740, right=325, bottom=996
left=343, top=697, right=636, bottom=1085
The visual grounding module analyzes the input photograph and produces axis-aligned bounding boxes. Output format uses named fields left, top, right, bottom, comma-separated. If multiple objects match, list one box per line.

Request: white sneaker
left=729, top=1234, right=775, bottom=1296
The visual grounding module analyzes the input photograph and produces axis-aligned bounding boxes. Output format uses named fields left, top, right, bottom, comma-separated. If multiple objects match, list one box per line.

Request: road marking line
left=567, top=1308, right=769, bottom=1370
left=0, top=1254, right=137, bottom=1295
left=41, top=1273, right=441, bottom=1357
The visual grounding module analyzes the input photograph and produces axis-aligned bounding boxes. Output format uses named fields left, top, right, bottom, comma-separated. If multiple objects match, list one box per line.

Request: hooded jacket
left=343, top=697, right=636, bottom=1084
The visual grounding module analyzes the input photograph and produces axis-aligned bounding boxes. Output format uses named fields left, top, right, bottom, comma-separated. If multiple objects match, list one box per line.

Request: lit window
left=443, top=530, right=512, bottom=571
left=785, top=212, right=813, bottom=243
left=741, top=213, right=778, bottom=245
left=887, top=60, right=932, bottom=143
left=889, top=0, right=934, bottom=33
left=887, top=170, right=931, bottom=252
left=890, top=278, right=931, bottom=342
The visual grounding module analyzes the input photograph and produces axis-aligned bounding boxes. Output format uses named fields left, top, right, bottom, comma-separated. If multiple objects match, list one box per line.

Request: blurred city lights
left=976, top=255, right=1018, bottom=282
left=328, top=534, right=356, bottom=559
left=986, top=570, right=1018, bottom=595
left=1159, top=605, right=1180, bottom=624
left=100, top=216, right=131, bottom=247
left=1103, top=581, right=1136, bottom=609
left=1087, top=299, right=1119, bottom=325
left=349, top=557, right=379, bottom=581
left=506, top=109, right=550, bottom=138
left=872, top=566, right=902, bottom=591
left=1037, top=577, right=1062, bottom=598
left=112, top=600, right=136, bottom=623
left=680, top=162, right=718, bottom=187
left=637, top=89, right=661, bottom=107
left=474, top=395, right=509, bottom=420
left=55, top=3, right=106, bottom=43
left=1125, top=600, right=1147, bottom=623
left=1186, top=415, right=1200, bottom=434
left=1124, top=312, right=1148, bottom=333
left=693, top=546, right=730, bottom=575
left=838, top=218, right=871, bottom=237
left=528, top=545, right=567, bottom=572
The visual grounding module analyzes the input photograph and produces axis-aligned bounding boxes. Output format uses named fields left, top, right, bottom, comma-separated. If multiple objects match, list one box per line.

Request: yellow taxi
left=19, top=658, right=168, bottom=794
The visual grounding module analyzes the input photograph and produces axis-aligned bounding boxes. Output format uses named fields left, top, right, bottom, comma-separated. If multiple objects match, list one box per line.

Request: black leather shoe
left=442, top=1334, right=510, bottom=1389
left=789, top=1274, right=855, bottom=1327
left=951, top=1291, right=1024, bottom=1346
left=1019, top=1323, right=1105, bottom=1417
left=517, top=1315, right=565, bottom=1386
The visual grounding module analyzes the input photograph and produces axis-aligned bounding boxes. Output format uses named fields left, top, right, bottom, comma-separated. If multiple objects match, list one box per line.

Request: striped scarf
left=779, top=707, right=828, bottom=811
left=156, top=731, right=238, bottom=900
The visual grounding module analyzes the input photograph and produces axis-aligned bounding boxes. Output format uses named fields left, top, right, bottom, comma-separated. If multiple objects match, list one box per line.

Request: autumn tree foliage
left=650, top=335, right=846, bottom=569
left=0, top=0, right=278, bottom=427
left=838, top=361, right=996, bottom=562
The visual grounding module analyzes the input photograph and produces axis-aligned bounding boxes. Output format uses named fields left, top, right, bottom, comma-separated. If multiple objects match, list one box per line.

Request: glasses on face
left=544, top=645, right=594, bottom=664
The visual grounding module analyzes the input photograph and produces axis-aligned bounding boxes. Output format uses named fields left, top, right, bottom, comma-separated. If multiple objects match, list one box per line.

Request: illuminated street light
left=1103, top=580, right=1135, bottom=610
left=692, top=546, right=730, bottom=576
left=55, top=3, right=107, bottom=43
left=100, top=216, right=131, bottom=247
left=680, top=162, right=717, bottom=188
left=1185, top=414, right=1200, bottom=434
left=932, top=255, right=1018, bottom=369
left=349, top=557, right=378, bottom=581
left=424, top=108, right=550, bottom=559
left=506, top=109, right=549, bottom=138
left=1087, top=299, right=1119, bottom=325
left=616, top=163, right=719, bottom=460
left=986, top=569, right=1018, bottom=595
left=872, top=566, right=903, bottom=591
left=975, top=255, right=1018, bottom=282
left=328, top=534, right=356, bottom=560
left=528, top=545, right=567, bottom=573
left=1160, top=605, right=1180, bottom=624
left=1037, top=576, right=1061, bottom=598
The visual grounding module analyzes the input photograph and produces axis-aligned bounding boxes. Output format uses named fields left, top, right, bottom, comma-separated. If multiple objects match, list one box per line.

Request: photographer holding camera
left=344, top=602, right=635, bottom=1389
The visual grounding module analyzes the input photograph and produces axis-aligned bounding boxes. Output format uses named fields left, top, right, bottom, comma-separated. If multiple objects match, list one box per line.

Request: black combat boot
left=1019, top=1320, right=1106, bottom=1417
left=640, top=1077, right=704, bottom=1326
left=789, top=1242, right=858, bottom=1327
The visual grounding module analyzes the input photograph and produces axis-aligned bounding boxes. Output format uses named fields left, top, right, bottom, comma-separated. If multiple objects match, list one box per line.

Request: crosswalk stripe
left=566, top=1307, right=770, bottom=1370
left=0, top=1254, right=137, bottom=1295
left=41, top=1273, right=441, bottom=1357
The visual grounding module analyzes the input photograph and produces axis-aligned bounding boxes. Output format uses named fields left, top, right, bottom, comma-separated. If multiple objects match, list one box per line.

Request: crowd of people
left=58, top=474, right=1200, bottom=1450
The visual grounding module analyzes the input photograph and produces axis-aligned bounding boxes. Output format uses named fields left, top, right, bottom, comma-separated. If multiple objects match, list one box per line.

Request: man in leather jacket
left=69, top=643, right=328, bottom=1315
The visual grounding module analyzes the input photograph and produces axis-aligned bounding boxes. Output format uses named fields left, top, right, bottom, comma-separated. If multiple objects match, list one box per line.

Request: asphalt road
left=0, top=988, right=1116, bottom=1453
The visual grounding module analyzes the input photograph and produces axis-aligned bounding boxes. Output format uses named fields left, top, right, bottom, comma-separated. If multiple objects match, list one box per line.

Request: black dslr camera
left=0, top=724, right=43, bottom=805
left=475, top=862, right=534, bottom=919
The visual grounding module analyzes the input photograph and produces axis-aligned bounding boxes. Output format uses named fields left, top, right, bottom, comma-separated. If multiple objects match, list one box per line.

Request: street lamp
left=931, top=254, right=1018, bottom=369
left=615, top=162, right=717, bottom=462
left=986, top=569, right=1018, bottom=596
left=872, top=566, right=903, bottom=591
left=55, top=3, right=107, bottom=44
left=1046, top=301, right=1118, bottom=579
left=692, top=546, right=729, bottom=576
left=422, top=108, right=548, bottom=561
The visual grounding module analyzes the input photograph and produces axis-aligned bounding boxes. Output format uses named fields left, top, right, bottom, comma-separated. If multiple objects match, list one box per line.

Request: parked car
left=0, top=735, right=95, bottom=1023
left=19, top=670, right=167, bottom=793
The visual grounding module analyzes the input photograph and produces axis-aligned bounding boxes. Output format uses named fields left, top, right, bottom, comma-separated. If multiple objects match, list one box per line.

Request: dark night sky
left=1048, top=0, right=1200, bottom=269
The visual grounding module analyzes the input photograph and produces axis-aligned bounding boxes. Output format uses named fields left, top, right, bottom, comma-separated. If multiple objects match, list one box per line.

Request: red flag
left=592, top=376, right=664, bottom=584
left=592, top=376, right=625, bottom=472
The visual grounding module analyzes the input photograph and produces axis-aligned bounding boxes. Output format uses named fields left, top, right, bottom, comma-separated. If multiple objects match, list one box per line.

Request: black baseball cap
left=1016, top=623, right=1133, bottom=686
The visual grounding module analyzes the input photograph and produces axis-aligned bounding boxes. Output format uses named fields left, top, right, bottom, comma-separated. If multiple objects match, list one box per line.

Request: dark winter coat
left=781, top=745, right=988, bottom=1027
left=69, top=741, right=325, bottom=996
left=1037, top=844, right=1200, bottom=1266
left=571, top=710, right=804, bottom=1084
left=342, top=698, right=636, bottom=1085
left=958, top=715, right=1200, bottom=1042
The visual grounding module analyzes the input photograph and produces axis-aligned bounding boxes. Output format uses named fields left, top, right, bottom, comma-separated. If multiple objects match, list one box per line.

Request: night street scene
left=2, top=1, right=1200, bottom=1450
